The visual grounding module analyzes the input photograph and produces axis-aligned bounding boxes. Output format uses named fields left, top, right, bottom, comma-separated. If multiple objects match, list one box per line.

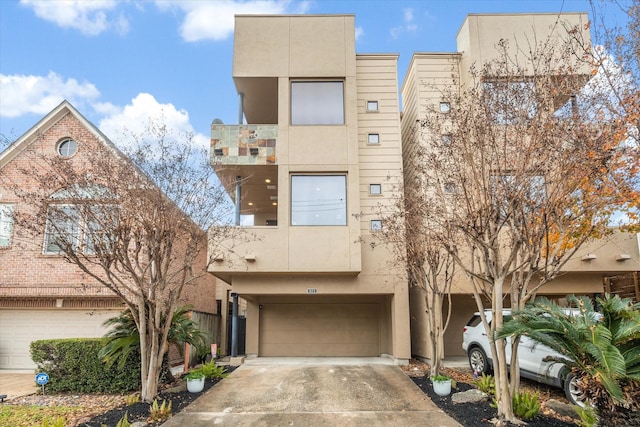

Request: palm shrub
left=499, top=294, right=640, bottom=426
left=99, top=305, right=207, bottom=376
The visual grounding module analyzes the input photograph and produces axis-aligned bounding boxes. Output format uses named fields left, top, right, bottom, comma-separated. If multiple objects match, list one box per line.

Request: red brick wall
left=0, top=110, right=216, bottom=314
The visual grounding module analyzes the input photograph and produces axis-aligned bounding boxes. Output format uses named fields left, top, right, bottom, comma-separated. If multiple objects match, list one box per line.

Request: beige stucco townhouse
left=210, top=13, right=638, bottom=363
left=400, top=13, right=640, bottom=359
left=208, top=14, right=411, bottom=362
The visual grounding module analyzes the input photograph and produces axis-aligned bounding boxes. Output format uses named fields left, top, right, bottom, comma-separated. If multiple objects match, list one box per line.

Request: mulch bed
left=410, top=375, right=578, bottom=427
left=79, top=367, right=236, bottom=427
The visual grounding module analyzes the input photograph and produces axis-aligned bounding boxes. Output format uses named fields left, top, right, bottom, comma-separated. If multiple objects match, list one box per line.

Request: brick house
left=0, top=101, right=218, bottom=370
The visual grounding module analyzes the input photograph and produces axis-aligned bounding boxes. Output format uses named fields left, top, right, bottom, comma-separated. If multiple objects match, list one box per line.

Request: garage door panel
left=260, top=342, right=379, bottom=357
left=259, top=303, right=380, bottom=357
left=0, top=310, right=116, bottom=370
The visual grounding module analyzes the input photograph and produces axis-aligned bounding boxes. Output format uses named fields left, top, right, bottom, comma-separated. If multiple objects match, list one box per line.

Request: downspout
left=231, top=292, right=239, bottom=357
left=235, top=176, right=241, bottom=226
left=230, top=92, right=244, bottom=357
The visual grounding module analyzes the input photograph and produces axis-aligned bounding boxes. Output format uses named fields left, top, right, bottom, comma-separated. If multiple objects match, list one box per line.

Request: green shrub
left=30, top=338, right=140, bottom=393
left=149, top=399, right=172, bottom=422
left=576, top=404, right=598, bottom=427
left=472, top=373, right=495, bottom=396
left=184, top=368, right=205, bottom=380
left=115, top=412, right=131, bottom=427
left=125, top=394, right=140, bottom=406
left=200, top=361, right=228, bottom=379
left=39, top=417, right=65, bottom=427
left=512, top=391, right=540, bottom=421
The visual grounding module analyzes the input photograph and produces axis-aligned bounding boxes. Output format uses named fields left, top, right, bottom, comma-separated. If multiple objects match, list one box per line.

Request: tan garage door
left=0, top=309, right=116, bottom=370
left=259, top=303, right=379, bottom=356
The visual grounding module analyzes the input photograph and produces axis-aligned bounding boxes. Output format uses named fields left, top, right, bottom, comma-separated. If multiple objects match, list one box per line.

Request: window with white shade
left=368, top=133, right=380, bottom=144
left=0, top=204, right=14, bottom=247
left=291, top=81, right=344, bottom=125
left=369, top=184, right=382, bottom=195
left=291, top=175, right=346, bottom=226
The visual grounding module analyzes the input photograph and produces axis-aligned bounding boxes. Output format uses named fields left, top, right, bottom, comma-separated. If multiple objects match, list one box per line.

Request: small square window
left=370, top=219, right=383, bottom=231
left=440, top=102, right=451, bottom=113
left=367, top=101, right=379, bottom=111
left=441, top=134, right=452, bottom=145
left=369, top=184, right=382, bottom=195
left=367, top=133, right=380, bottom=144
left=444, top=182, right=457, bottom=193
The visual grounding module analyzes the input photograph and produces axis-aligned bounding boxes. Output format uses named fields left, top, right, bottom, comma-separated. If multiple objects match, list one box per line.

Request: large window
left=44, top=204, right=116, bottom=255
left=44, top=205, right=80, bottom=254
left=291, top=81, right=344, bottom=125
left=0, top=204, right=14, bottom=247
left=483, top=81, right=537, bottom=124
left=83, top=205, right=117, bottom=255
left=491, top=174, right=546, bottom=218
left=291, top=175, right=346, bottom=226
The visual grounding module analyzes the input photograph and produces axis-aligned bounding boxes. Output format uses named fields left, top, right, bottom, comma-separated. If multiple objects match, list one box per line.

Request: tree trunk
left=492, top=277, right=517, bottom=424
left=426, top=288, right=446, bottom=376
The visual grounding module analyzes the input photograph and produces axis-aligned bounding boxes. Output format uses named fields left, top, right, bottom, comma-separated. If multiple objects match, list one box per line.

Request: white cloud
left=404, top=8, right=414, bottom=22
left=20, top=0, right=129, bottom=36
left=355, top=26, right=364, bottom=41
left=155, top=0, right=310, bottom=42
left=98, top=93, right=209, bottom=150
left=0, top=72, right=100, bottom=117
left=390, top=7, right=418, bottom=39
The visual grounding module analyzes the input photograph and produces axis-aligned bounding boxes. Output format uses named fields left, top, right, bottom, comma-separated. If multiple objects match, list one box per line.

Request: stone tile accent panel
left=211, top=124, right=277, bottom=165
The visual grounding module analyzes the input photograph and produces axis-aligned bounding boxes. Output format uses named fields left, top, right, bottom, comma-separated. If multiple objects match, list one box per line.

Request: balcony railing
left=210, top=124, right=277, bottom=166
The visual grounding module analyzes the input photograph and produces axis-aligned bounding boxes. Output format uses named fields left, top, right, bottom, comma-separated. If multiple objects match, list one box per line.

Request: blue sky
left=0, top=0, right=623, bottom=147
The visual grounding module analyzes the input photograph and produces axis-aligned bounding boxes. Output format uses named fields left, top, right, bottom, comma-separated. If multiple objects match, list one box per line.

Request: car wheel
left=468, top=346, right=491, bottom=375
left=564, top=372, right=587, bottom=407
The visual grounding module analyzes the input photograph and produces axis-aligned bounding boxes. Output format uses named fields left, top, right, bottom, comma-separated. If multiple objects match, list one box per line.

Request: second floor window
left=44, top=204, right=117, bottom=255
left=0, top=204, right=14, bottom=247
left=291, top=175, right=346, bottom=226
left=44, top=205, right=80, bottom=254
left=291, top=81, right=344, bottom=125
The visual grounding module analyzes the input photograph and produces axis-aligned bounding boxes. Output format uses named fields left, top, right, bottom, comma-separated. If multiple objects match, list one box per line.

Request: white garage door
left=259, top=303, right=379, bottom=356
left=0, top=310, right=117, bottom=370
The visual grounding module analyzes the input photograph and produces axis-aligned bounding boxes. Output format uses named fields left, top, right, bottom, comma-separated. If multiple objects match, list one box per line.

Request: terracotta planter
left=186, top=376, right=205, bottom=393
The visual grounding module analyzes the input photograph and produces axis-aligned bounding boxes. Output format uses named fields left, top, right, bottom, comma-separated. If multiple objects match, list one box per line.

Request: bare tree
left=369, top=180, right=456, bottom=377
left=414, top=31, right=638, bottom=424
left=1, top=120, right=236, bottom=401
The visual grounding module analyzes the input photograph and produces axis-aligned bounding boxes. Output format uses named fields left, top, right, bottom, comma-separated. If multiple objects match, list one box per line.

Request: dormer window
left=57, top=139, right=77, bottom=157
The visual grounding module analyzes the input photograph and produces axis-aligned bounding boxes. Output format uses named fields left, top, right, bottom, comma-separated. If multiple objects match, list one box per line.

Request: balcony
left=211, top=124, right=279, bottom=227
left=211, top=124, right=277, bottom=166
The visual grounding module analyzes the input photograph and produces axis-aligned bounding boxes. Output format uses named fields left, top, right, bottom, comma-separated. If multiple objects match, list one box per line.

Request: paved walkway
left=162, top=359, right=462, bottom=427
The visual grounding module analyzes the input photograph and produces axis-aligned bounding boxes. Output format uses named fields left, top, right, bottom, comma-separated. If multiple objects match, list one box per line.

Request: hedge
left=30, top=338, right=140, bottom=393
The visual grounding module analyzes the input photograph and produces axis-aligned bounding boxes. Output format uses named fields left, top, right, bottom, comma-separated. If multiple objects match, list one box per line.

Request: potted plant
left=431, top=374, right=452, bottom=396
left=185, top=368, right=205, bottom=393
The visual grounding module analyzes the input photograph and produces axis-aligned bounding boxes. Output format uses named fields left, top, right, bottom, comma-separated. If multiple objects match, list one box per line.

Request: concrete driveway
left=0, top=372, right=37, bottom=400
left=162, top=358, right=461, bottom=427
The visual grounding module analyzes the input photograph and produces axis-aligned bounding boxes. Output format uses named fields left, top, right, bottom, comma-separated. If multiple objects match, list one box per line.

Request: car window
left=466, top=315, right=482, bottom=327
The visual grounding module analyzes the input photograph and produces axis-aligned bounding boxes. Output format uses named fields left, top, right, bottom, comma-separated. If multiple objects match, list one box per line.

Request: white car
left=462, top=310, right=584, bottom=406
